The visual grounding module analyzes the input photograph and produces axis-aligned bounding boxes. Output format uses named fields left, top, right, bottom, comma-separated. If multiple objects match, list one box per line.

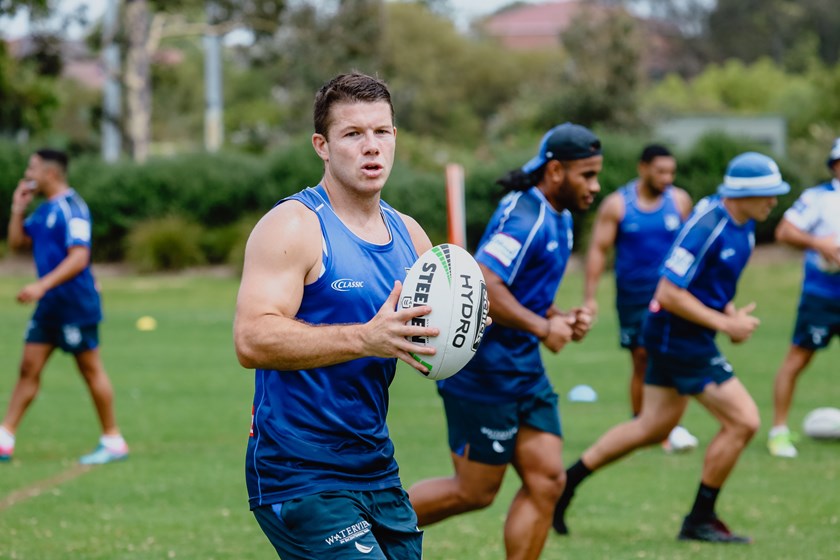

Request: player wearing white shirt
left=767, top=138, right=840, bottom=458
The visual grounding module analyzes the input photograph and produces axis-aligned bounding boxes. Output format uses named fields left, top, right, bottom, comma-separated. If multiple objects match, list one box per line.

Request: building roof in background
left=480, top=1, right=585, bottom=50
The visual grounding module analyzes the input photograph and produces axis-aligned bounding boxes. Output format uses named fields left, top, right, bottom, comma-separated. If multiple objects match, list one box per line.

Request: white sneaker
left=664, top=425, right=699, bottom=453
left=79, top=443, right=129, bottom=465
left=767, top=427, right=798, bottom=458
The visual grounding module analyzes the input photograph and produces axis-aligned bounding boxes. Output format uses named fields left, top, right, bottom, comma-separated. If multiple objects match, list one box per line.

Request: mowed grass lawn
left=0, top=253, right=838, bottom=559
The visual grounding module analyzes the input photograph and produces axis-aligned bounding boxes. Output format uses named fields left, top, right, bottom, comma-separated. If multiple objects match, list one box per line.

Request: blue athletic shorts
left=791, top=293, right=840, bottom=350
left=25, top=320, right=99, bottom=354
left=440, top=384, right=562, bottom=466
left=616, top=302, right=648, bottom=349
left=645, top=352, right=734, bottom=396
left=252, top=488, right=422, bottom=560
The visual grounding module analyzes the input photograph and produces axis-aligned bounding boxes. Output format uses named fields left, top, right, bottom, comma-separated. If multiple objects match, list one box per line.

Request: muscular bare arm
left=673, top=187, right=693, bottom=220
left=8, top=180, right=35, bottom=251
left=398, top=211, right=433, bottom=256
left=653, top=278, right=759, bottom=344
left=583, top=192, right=623, bottom=315
left=481, top=264, right=572, bottom=353
left=233, top=202, right=438, bottom=372
left=776, top=218, right=840, bottom=268
left=17, top=245, right=90, bottom=303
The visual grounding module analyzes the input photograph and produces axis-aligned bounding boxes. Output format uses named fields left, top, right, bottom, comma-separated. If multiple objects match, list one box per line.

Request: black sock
left=553, top=459, right=593, bottom=534
left=688, top=482, right=720, bottom=521
left=565, top=459, right=593, bottom=493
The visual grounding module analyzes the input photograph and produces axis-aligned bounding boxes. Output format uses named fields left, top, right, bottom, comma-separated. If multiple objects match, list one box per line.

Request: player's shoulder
left=395, top=210, right=432, bottom=255
left=670, top=185, right=692, bottom=202
left=592, top=190, right=624, bottom=224
left=254, top=199, right=320, bottom=245
left=685, top=196, right=726, bottom=231
left=798, top=181, right=835, bottom=203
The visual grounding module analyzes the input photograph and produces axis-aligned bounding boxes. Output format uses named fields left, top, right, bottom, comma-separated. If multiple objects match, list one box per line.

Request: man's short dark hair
left=639, top=144, right=672, bottom=164
left=313, top=73, right=394, bottom=138
left=35, top=148, right=69, bottom=174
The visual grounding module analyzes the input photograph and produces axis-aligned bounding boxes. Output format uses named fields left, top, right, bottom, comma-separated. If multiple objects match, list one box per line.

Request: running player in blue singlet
left=584, top=145, right=697, bottom=452
left=768, top=137, right=840, bottom=458
left=1, top=149, right=128, bottom=465
left=554, top=152, right=790, bottom=544
left=234, top=73, right=439, bottom=559
left=408, top=123, right=602, bottom=560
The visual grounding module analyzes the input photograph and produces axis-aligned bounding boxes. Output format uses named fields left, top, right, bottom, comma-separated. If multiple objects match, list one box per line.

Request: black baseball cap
left=521, top=123, right=602, bottom=174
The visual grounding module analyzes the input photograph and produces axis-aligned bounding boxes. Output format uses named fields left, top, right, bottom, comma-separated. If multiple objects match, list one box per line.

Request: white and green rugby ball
left=400, top=244, right=489, bottom=380
left=803, top=407, right=840, bottom=440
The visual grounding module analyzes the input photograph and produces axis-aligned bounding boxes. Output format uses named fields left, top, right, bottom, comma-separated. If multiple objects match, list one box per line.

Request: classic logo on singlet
left=324, top=520, right=372, bottom=546
left=331, top=279, right=365, bottom=292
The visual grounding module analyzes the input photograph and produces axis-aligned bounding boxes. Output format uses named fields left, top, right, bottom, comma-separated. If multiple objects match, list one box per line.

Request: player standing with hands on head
left=583, top=144, right=698, bottom=452
left=0, top=149, right=128, bottom=465
left=767, top=137, right=840, bottom=458
left=409, top=123, right=601, bottom=560
left=233, top=73, right=438, bottom=559
left=553, top=152, right=791, bottom=544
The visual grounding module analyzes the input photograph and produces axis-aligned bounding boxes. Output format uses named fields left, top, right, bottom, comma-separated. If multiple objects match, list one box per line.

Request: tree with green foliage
left=552, top=4, right=644, bottom=129
left=0, top=42, right=59, bottom=137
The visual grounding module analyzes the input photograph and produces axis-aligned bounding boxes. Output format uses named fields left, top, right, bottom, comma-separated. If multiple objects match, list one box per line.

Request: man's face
left=741, top=195, right=778, bottom=222
left=549, top=155, right=603, bottom=212
left=639, top=155, right=676, bottom=194
left=24, top=155, right=52, bottom=189
left=311, top=101, right=396, bottom=195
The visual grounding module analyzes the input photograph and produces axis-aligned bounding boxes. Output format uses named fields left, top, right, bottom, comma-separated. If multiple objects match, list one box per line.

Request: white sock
left=769, top=425, right=789, bottom=438
left=101, top=434, right=126, bottom=450
left=0, top=426, right=15, bottom=448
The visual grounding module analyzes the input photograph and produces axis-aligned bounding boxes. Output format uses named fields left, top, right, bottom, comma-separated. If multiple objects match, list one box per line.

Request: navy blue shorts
left=645, top=352, right=734, bottom=396
left=791, top=293, right=840, bottom=350
left=252, top=488, right=422, bottom=560
left=616, top=303, right=648, bottom=349
left=25, top=321, right=99, bottom=354
left=440, top=384, right=562, bottom=466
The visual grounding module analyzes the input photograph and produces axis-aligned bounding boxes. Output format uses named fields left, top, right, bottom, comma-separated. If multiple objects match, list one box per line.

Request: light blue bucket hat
left=717, top=152, right=790, bottom=198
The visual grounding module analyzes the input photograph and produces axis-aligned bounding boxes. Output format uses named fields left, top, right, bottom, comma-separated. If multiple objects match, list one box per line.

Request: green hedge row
left=0, top=131, right=820, bottom=269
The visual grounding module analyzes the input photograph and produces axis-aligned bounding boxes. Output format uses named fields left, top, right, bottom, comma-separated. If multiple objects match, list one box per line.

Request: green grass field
left=0, top=256, right=838, bottom=559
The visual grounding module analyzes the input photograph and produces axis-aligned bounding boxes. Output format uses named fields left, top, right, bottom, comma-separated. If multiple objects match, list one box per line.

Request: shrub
left=125, top=215, right=206, bottom=273
left=224, top=213, right=263, bottom=276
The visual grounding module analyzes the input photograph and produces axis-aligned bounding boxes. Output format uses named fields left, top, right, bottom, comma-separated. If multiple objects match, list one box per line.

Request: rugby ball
left=400, top=244, right=489, bottom=380
left=802, top=407, right=840, bottom=440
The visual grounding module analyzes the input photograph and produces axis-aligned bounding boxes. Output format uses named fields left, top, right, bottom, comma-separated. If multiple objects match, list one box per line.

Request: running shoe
left=678, top=515, right=751, bottom=544
left=0, top=445, right=12, bottom=462
left=663, top=425, right=699, bottom=454
left=79, top=444, right=129, bottom=465
left=767, top=428, right=798, bottom=458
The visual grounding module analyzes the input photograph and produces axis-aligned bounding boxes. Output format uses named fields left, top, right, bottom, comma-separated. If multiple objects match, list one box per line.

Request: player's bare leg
left=771, top=345, right=814, bottom=428
left=1, top=343, right=54, bottom=433
left=75, top=348, right=120, bottom=435
left=629, top=346, right=647, bottom=416
left=505, top=427, right=564, bottom=560
left=695, top=378, right=759, bottom=486
left=409, top=452, right=506, bottom=526
left=584, top=386, right=687, bottom=469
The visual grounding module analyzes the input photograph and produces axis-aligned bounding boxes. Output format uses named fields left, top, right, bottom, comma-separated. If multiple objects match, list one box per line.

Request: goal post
left=445, top=163, right=466, bottom=249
